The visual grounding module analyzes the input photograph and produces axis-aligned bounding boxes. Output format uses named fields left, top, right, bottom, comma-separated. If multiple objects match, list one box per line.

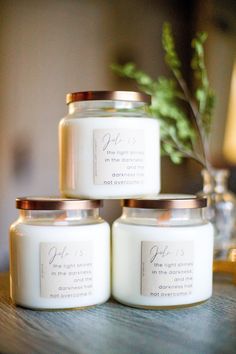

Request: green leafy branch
left=111, top=22, right=215, bottom=169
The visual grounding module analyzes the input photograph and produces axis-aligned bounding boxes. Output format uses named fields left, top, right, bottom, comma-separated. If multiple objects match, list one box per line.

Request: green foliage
left=111, top=62, right=196, bottom=164
left=162, top=22, right=182, bottom=80
left=111, top=22, right=215, bottom=167
left=191, top=32, right=215, bottom=135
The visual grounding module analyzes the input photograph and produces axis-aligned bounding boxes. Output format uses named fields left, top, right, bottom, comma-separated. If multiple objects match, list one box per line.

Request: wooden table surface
left=0, top=273, right=235, bottom=354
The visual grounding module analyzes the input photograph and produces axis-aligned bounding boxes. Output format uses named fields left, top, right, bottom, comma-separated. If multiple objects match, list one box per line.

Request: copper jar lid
left=16, top=197, right=103, bottom=210
left=122, top=195, right=207, bottom=209
left=66, top=90, right=151, bottom=105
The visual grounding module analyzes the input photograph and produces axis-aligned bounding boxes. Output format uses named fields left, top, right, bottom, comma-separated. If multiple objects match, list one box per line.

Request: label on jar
left=93, top=129, right=145, bottom=185
left=141, top=241, right=194, bottom=297
left=40, top=242, right=93, bottom=299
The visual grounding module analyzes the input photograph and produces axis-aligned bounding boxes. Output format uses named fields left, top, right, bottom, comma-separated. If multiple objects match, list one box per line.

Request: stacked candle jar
left=9, top=91, right=214, bottom=310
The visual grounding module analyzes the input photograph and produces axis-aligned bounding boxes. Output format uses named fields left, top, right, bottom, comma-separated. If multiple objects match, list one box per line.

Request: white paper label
left=141, top=241, right=194, bottom=297
left=93, top=129, right=145, bottom=185
left=40, top=242, right=93, bottom=299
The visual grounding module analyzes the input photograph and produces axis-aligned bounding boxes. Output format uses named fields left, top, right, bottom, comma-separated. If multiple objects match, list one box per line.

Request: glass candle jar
left=9, top=198, right=110, bottom=310
left=112, top=196, right=214, bottom=309
left=59, top=91, right=160, bottom=199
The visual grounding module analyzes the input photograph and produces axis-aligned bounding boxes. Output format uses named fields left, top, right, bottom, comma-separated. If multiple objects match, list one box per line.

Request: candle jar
left=59, top=91, right=160, bottom=199
left=198, top=169, right=236, bottom=282
left=112, top=196, right=214, bottom=309
left=9, top=198, right=110, bottom=310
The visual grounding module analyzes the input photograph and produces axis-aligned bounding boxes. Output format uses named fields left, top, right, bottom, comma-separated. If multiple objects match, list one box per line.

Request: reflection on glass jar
left=59, top=91, right=160, bottom=199
left=112, top=195, right=214, bottom=309
left=9, top=197, right=110, bottom=310
left=198, top=169, right=236, bottom=282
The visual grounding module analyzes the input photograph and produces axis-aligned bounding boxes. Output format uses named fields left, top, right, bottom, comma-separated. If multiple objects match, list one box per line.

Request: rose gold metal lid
left=16, top=197, right=102, bottom=210
left=122, top=195, right=207, bottom=209
left=66, top=91, right=151, bottom=105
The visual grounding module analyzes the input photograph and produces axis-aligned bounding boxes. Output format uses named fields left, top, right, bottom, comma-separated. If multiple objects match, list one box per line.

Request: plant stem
left=161, top=123, right=207, bottom=167
left=173, top=75, right=212, bottom=171
left=162, top=138, right=206, bottom=167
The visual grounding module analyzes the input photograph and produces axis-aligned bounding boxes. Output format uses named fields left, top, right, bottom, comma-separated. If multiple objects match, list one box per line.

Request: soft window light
left=223, top=59, right=236, bottom=164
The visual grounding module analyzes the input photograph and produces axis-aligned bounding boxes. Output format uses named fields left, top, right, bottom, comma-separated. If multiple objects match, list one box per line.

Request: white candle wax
left=112, top=197, right=214, bottom=309
left=10, top=199, right=110, bottom=310
left=59, top=92, right=160, bottom=199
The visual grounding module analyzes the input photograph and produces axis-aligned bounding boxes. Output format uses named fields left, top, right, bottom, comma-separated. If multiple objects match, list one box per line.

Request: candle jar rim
left=16, top=197, right=103, bottom=211
left=66, top=90, right=151, bottom=105
left=122, top=194, right=207, bottom=209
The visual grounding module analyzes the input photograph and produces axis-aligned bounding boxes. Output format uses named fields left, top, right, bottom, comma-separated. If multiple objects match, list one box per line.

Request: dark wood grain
left=0, top=273, right=235, bottom=354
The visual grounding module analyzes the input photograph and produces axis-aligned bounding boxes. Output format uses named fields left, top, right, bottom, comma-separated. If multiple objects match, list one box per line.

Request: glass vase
left=198, top=169, right=236, bottom=283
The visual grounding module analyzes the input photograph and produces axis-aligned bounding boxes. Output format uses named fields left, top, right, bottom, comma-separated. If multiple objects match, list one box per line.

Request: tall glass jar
left=112, top=195, right=214, bottom=309
left=198, top=169, right=236, bottom=281
left=9, top=198, right=110, bottom=310
left=59, top=91, right=160, bottom=199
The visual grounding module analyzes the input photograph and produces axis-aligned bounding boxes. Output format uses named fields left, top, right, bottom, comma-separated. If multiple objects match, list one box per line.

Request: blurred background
left=0, top=0, right=236, bottom=270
